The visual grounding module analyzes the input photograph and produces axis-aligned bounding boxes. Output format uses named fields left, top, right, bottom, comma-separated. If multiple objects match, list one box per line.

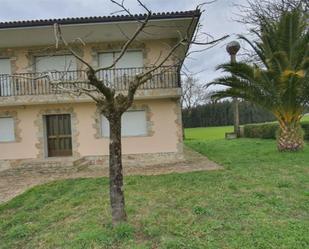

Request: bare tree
left=181, top=76, right=209, bottom=110
left=30, top=0, right=228, bottom=225
left=236, top=0, right=308, bottom=28
left=232, top=0, right=308, bottom=64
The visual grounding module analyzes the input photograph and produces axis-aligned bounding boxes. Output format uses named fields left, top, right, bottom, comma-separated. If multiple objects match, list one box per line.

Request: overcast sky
left=0, top=0, right=250, bottom=84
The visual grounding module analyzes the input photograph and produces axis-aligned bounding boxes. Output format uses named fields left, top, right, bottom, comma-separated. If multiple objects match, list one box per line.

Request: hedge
left=243, top=121, right=309, bottom=140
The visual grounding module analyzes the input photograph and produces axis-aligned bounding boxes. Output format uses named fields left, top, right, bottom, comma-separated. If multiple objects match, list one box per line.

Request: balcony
left=0, top=66, right=180, bottom=97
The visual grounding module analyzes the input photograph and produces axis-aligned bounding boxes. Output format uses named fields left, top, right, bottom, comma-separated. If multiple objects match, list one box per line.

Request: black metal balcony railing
left=0, top=66, right=180, bottom=97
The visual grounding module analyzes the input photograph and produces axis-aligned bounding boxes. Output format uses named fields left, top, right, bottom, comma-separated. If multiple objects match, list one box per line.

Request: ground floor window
left=0, top=117, right=15, bottom=142
left=101, top=110, right=147, bottom=137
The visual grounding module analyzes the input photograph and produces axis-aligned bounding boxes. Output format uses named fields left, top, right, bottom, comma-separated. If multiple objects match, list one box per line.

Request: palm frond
left=209, top=8, right=308, bottom=122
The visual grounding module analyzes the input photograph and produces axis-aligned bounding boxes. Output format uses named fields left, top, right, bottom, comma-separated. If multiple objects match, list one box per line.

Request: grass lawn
left=0, top=128, right=308, bottom=248
left=302, top=115, right=309, bottom=122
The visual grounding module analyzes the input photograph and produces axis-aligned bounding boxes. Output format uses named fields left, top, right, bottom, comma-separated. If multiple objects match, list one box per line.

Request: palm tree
left=209, top=9, right=309, bottom=151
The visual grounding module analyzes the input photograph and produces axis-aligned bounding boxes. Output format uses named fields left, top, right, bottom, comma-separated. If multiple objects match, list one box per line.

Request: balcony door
left=0, top=58, right=12, bottom=96
left=45, top=114, right=73, bottom=157
left=98, top=51, right=143, bottom=87
left=35, top=55, right=77, bottom=80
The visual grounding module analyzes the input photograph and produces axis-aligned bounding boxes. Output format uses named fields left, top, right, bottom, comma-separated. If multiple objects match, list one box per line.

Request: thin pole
left=230, top=54, right=240, bottom=137
left=226, top=41, right=241, bottom=138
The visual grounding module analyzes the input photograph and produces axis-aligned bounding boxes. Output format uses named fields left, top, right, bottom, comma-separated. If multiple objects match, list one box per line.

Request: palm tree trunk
left=109, top=113, right=127, bottom=225
left=277, top=121, right=304, bottom=152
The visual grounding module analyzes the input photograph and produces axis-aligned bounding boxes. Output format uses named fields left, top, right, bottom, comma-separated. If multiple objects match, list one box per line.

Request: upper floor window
left=0, top=58, right=12, bottom=96
left=98, top=51, right=143, bottom=69
left=35, top=55, right=76, bottom=72
left=0, top=58, right=11, bottom=75
left=98, top=51, right=143, bottom=85
left=35, top=55, right=77, bottom=80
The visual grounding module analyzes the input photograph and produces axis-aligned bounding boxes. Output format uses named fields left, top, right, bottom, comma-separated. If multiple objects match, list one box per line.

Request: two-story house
left=0, top=11, right=200, bottom=169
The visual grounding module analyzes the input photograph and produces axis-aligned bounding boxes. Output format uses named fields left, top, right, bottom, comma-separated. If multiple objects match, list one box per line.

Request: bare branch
left=96, top=1, right=152, bottom=72
left=54, top=23, right=93, bottom=70
left=181, top=76, right=210, bottom=109
left=235, top=0, right=308, bottom=28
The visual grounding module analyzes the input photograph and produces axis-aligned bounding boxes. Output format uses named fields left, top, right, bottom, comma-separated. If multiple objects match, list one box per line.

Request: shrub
left=302, top=122, right=309, bottom=140
left=243, top=122, right=278, bottom=139
left=243, top=121, right=309, bottom=140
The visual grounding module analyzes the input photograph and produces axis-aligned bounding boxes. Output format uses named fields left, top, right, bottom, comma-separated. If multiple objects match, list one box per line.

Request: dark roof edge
left=0, top=10, right=201, bottom=29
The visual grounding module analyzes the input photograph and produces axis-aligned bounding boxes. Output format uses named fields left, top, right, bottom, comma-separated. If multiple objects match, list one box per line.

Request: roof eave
left=0, top=10, right=201, bottom=29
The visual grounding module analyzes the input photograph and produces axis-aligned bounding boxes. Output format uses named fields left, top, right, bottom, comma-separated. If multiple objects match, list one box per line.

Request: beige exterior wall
left=0, top=99, right=182, bottom=160
left=80, top=99, right=181, bottom=156
left=0, top=106, right=38, bottom=159
left=0, top=39, right=184, bottom=163
left=0, top=39, right=179, bottom=74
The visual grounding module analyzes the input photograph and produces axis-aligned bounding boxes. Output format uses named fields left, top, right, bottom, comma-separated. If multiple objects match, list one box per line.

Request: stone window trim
left=173, top=98, right=183, bottom=154
left=34, top=107, right=80, bottom=159
left=93, top=104, right=154, bottom=139
left=0, top=110, right=22, bottom=143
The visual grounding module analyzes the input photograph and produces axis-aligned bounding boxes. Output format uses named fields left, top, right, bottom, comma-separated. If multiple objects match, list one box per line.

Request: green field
left=0, top=126, right=308, bottom=248
left=185, top=115, right=309, bottom=141
left=185, top=126, right=233, bottom=140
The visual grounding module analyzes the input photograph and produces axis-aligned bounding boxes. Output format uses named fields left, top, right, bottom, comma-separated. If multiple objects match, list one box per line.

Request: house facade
left=0, top=11, right=200, bottom=168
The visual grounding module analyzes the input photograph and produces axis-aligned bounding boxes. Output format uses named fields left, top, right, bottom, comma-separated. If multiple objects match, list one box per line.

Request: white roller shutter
left=98, top=51, right=143, bottom=69
left=35, top=55, right=77, bottom=72
left=98, top=51, right=143, bottom=83
left=98, top=52, right=114, bottom=68
left=121, top=111, right=147, bottom=136
left=0, top=58, right=12, bottom=96
left=0, top=117, right=15, bottom=142
left=115, top=51, right=143, bottom=68
left=101, top=110, right=147, bottom=137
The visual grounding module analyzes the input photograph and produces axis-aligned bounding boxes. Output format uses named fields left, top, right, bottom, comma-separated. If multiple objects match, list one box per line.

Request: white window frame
left=97, top=50, right=144, bottom=69
left=0, top=116, right=16, bottom=142
left=34, top=54, right=78, bottom=83
left=35, top=54, right=77, bottom=72
left=97, top=50, right=144, bottom=84
left=0, top=58, right=12, bottom=96
left=101, top=110, right=148, bottom=138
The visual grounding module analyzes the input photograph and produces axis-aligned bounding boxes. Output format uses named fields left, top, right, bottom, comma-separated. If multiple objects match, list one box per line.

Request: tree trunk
left=277, top=121, right=304, bottom=152
left=233, top=97, right=240, bottom=137
left=108, top=113, right=127, bottom=225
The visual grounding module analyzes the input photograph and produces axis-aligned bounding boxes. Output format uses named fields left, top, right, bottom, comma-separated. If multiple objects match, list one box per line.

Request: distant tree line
left=182, top=101, right=276, bottom=128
